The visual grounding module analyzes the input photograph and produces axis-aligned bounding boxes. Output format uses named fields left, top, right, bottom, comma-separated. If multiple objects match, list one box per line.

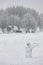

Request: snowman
left=26, top=42, right=32, bottom=58
left=25, top=42, right=39, bottom=58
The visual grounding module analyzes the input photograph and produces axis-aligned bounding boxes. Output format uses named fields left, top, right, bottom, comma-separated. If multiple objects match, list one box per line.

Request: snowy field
left=0, top=33, right=43, bottom=65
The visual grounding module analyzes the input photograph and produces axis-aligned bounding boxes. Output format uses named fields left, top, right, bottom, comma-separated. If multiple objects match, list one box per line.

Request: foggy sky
left=0, top=0, right=43, bottom=13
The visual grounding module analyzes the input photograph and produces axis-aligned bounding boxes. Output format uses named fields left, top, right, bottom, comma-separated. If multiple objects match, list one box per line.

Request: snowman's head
left=27, top=42, right=31, bottom=47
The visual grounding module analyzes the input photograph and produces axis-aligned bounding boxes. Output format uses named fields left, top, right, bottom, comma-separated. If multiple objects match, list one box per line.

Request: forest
left=0, top=6, right=43, bottom=32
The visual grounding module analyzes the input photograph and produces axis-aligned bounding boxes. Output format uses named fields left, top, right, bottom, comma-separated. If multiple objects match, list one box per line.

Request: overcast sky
left=0, top=0, right=43, bottom=13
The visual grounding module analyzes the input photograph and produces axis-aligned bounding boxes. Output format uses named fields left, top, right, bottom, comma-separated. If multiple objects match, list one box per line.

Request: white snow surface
left=0, top=33, right=43, bottom=65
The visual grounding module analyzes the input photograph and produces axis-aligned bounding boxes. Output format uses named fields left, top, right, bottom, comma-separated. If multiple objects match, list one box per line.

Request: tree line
left=0, top=6, right=43, bottom=32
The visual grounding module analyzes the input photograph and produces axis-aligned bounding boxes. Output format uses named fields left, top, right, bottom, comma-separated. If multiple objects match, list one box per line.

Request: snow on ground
left=0, top=33, right=43, bottom=65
